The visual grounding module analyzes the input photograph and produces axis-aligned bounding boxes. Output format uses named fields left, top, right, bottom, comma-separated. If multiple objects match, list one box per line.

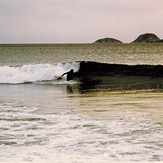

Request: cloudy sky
left=0, top=0, right=163, bottom=43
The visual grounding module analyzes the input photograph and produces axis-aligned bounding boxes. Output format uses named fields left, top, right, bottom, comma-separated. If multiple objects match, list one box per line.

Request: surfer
left=62, top=69, right=74, bottom=81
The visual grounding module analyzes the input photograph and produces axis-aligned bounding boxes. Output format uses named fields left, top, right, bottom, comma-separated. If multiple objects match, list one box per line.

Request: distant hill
left=132, top=33, right=160, bottom=43
left=94, top=38, right=123, bottom=44
left=93, top=33, right=163, bottom=44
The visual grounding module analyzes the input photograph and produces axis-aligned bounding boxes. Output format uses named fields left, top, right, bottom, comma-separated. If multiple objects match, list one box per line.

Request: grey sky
left=0, top=0, right=163, bottom=43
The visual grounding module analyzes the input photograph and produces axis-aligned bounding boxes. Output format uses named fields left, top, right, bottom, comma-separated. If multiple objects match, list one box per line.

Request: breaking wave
left=0, top=62, right=80, bottom=84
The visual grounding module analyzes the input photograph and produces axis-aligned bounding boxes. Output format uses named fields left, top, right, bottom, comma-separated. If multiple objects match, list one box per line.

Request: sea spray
left=0, top=62, right=80, bottom=84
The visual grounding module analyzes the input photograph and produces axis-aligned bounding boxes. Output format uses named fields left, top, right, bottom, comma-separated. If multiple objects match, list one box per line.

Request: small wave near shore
left=1, top=61, right=163, bottom=88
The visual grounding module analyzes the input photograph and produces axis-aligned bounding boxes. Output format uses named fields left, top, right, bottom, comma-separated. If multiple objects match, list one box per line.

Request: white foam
left=0, top=62, right=80, bottom=84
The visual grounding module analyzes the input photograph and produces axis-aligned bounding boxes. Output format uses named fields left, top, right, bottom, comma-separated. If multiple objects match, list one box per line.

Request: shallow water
left=0, top=84, right=163, bottom=162
left=0, top=44, right=163, bottom=162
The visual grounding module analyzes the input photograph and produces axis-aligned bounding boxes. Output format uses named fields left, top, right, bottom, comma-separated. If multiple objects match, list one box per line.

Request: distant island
left=94, top=33, right=163, bottom=44
left=132, top=33, right=160, bottom=43
left=94, top=38, right=123, bottom=44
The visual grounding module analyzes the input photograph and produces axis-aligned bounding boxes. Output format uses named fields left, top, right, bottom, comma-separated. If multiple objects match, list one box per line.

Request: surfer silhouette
left=62, top=69, right=74, bottom=81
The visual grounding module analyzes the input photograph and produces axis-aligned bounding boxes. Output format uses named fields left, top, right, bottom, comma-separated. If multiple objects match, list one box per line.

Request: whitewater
left=0, top=62, right=79, bottom=84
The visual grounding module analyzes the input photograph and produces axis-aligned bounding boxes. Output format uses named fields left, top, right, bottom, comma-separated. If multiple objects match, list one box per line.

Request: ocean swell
left=78, top=61, right=163, bottom=78
left=76, top=61, right=163, bottom=90
left=1, top=61, right=163, bottom=89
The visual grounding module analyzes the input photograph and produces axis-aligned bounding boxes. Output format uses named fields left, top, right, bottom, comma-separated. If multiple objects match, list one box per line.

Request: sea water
left=0, top=44, right=163, bottom=162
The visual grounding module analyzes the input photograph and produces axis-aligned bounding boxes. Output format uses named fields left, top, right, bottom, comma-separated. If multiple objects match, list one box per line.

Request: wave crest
left=0, top=62, right=79, bottom=84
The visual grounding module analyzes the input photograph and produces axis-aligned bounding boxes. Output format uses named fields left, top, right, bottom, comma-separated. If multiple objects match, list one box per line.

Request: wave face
left=0, top=62, right=79, bottom=84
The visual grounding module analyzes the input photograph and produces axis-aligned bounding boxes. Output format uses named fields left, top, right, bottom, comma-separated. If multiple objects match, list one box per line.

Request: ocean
left=0, top=43, right=163, bottom=162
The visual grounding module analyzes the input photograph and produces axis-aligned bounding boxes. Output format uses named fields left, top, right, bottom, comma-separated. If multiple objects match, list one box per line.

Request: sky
left=0, top=0, right=163, bottom=43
